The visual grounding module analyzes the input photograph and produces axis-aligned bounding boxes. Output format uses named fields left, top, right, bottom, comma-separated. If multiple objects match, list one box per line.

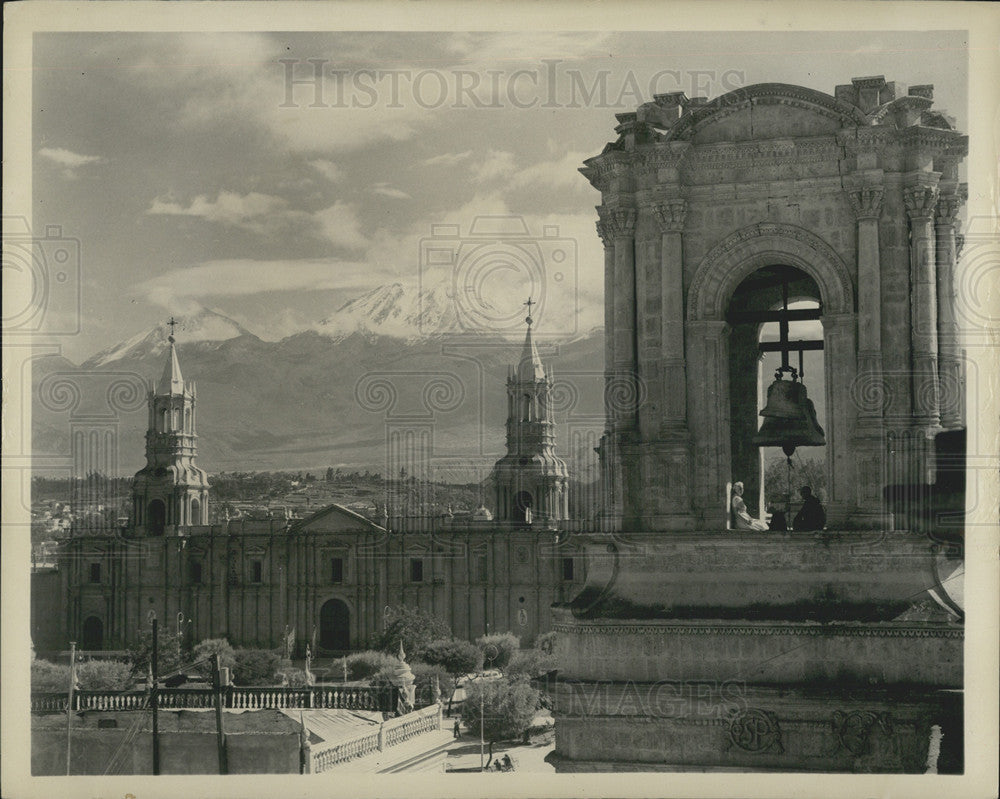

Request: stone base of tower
left=547, top=530, right=963, bottom=773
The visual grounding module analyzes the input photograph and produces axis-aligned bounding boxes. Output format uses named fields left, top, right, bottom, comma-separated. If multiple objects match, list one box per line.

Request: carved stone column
left=653, top=198, right=688, bottom=433
left=903, top=183, right=941, bottom=428
left=934, top=191, right=964, bottom=429
left=848, top=186, right=885, bottom=422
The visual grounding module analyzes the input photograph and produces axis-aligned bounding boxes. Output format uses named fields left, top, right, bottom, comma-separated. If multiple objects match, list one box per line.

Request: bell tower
left=490, top=299, right=569, bottom=524
left=132, top=319, right=210, bottom=534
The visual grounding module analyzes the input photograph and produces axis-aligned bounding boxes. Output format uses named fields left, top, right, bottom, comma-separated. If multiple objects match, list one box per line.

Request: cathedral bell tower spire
left=489, top=299, right=569, bottom=524
left=132, top=319, right=210, bottom=534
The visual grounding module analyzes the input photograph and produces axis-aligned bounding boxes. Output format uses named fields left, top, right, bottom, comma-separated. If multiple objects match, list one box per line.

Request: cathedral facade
left=34, top=319, right=585, bottom=656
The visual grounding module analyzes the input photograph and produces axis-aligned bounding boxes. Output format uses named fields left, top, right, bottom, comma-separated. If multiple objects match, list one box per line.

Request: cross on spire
left=523, top=296, right=535, bottom=326
left=167, top=316, right=178, bottom=343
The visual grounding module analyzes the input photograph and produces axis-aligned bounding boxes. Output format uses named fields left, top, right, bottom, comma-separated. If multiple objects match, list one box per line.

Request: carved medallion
left=729, top=709, right=784, bottom=754
left=831, top=710, right=893, bottom=756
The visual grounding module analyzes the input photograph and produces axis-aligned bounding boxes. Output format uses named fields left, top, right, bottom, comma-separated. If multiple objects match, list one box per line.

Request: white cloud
left=473, top=150, right=517, bottom=182
left=138, top=258, right=383, bottom=307
left=38, top=147, right=103, bottom=178
left=313, top=201, right=369, bottom=250
left=372, top=184, right=412, bottom=200
left=421, top=150, right=472, bottom=167
left=509, top=151, right=592, bottom=192
left=148, top=191, right=294, bottom=227
left=445, top=32, right=613, bottom=65
left=309, top=159, right=344, bottom=183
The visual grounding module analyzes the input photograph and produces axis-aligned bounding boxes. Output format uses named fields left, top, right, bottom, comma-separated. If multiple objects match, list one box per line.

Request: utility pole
left=212, top=653, right=229, bottom=774
left=151, top=615, right=160, bottom=775
left=65, top=640, right=76, bottom=775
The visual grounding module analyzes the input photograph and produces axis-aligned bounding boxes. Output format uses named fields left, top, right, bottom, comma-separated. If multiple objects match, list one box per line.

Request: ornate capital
left=848, top=187, right=884, bottom=220
left=934, top=194, right=963, bottom=228
left=903, top=185, right=940, bottom=221
left=597, top=205, right=636, bottom=240
left=653, top=199, right=687, bottom=233
left=595, top=220, right=613, bottom=248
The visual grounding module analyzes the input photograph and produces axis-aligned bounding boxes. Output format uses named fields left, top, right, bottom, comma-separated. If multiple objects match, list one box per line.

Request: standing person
left=792, top=486, right=826, bottom=531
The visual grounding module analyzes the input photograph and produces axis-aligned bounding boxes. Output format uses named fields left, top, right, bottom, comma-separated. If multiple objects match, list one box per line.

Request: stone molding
left=652, top=199, right=687, bottom=233
left=729, top=709, right=784, bottom=754
left=687, top=222, right=854, bottom=320
left=903, top=185, right=941, bottom=221
left=848, top=187, right=884, bottom=220
left=552, top=621, right=963, bottom=639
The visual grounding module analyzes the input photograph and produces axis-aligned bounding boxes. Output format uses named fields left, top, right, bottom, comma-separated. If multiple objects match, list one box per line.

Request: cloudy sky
left=32, top=30, right=967, bottom=362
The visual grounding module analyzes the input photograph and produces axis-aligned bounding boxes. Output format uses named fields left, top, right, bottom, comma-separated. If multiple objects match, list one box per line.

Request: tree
left=410, top=662, right=455, bottom=708
left=420, top=638, right=482, bottom=677
left=330, top=650, right=400, bottom=682
left=460, top=675, right=539, bottom=743
left=31, top=658, right=72, bottom=692
left=476, top=632, right=520, bottom=672
left=127, top=626, right=184, bottom=678
left=763, top=454, right=827, bottom=510
left=375, top=606, right=451, bottom=659
left=231, top=649, right=282, bottom=686
left=192, top=638, right=236, bottom=679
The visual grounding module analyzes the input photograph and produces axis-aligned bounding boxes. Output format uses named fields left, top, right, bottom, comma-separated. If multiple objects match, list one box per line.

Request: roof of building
left=291, top=503, right=387, bottom=534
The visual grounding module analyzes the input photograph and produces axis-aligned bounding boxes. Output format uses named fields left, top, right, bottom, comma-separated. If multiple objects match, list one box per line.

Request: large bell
left=753, top=368, right=826, bottom=455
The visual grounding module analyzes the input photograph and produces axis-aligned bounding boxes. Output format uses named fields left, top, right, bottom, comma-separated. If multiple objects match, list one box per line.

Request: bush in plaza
left=410, top=662, right=455, bottom=707
left=330, top=650, right=401, bottom=682
left=126, top=627, right=184, bottom=678
left=374, top=606, right=451, bottom=659
left=31, top=658, right=71, bottom=692
left=75, top=659, right=133, bottom=690
left=192, top=638, right=237, bottom=678
left=231, top=648, right=282, bottom=686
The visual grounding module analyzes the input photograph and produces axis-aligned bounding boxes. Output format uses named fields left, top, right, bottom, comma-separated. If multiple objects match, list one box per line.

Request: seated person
left=730, top=482, right=768, bottom=531
left=767, top=505, right=788, bottom=532
left=792, top=485, right=826, bottom=531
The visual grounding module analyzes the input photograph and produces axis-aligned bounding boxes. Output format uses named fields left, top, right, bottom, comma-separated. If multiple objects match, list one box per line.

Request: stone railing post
left=903, top=182, right=941, bottom=428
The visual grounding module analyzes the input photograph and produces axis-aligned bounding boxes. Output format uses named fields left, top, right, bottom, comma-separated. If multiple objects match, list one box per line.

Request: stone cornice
left=580, top=151, right=633, bottom=192
left=552, top=621, right=963, bottom=639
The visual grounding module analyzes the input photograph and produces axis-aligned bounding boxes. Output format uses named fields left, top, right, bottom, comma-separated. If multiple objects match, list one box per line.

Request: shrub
left=420, top=638, right=482, bottom=677
left=330, top=650, right=401, bottom=682
left=374, top=606, right=451, bottom=659
left=411, top=662, right=455, bottom=707
left=192, top=638, right=236, bottom=679
left=460, top=675, right=539, bottom=742
left=232, top=649, right=282, bottom=686
left=475, top=632, right=519, bottom=672
left=277, top=668, right=311, bottom=688
left=506, top=648, right=556, bottom=680
left=75, top=659, right=133, bottom=691
left=32, top=659, right=71, bottom=692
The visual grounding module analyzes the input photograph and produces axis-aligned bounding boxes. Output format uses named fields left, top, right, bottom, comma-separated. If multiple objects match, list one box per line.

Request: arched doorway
left=319, top=599, right=350, bottom=651
left=726, top=265, right=827, bottom=522
left=191, top=498, right=200, bottom=525
left=147, top=500, right=166, bottom=535
left=81, top=616, right=103, bottom=651
left=513, top=490, right=533, bottom=522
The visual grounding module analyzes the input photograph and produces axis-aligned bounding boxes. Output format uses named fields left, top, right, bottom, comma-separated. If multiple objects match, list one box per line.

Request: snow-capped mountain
left=83, top=308, right=257, bottom=368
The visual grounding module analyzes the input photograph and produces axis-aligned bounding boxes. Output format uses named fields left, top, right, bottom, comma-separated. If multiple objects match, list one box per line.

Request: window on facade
left=561, top=557, right=574, bottom=581
left=251, top=560, right=263, bottom=583
left=476, top=554, right=488, bottom=583
left=190, top=560, right=202, bottom=584
left=410, top=558, right=424, bottom=583
left=330, top=557, right=344, bottom=583
left=89, top=562, right=101, bottom=583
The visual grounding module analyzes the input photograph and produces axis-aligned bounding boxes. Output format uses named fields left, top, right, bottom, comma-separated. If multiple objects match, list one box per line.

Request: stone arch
left=318, top=597, right=351, bottom=652
left=81, top=615, right=103, bottom=650
left=687, top=223, right=854, bottom=322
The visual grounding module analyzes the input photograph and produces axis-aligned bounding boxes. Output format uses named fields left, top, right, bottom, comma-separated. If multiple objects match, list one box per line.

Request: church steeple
left=489, top=299, right=569, bottom=524
left=132, top=320, right=210, bottom=534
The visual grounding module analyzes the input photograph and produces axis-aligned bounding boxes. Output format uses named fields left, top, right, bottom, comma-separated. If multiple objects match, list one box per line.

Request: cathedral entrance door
left=81, top=615, right=103, bottom=651
left=319, top=599, right=350, bottom=651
